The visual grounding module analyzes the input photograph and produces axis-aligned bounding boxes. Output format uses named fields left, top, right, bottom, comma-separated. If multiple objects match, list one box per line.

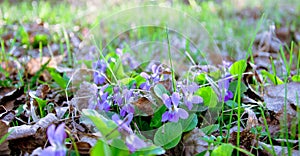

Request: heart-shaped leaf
left=195, top=86, right=218, bottom=108
left=229, top=60, right=247, bottom=76
left=179, top=113, right=198, bottom=132
left=154, top=122, right=182, bottom=149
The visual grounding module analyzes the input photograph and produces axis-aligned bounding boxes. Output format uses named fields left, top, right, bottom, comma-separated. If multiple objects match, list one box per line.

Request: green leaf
left=195, top=73, right=207, bottom=85
left=134, top=61, right=151, bottom=73
left=134, top=75, right=146, bottom=88
left=112, top=59, right=126, bottom=79
left=47, top=68, right=69, bottom=90
left=162, top=135, right=181, bottom=149
left=229, top=60, right=247, bottom=76
left=105, top=51, right=119, bottom=60
left=16, top=104, right=25, bottom=116
left=119, top=78, right=135, bottom=86
left=261, top=70, right=283, bottom=85
left=292, top=75, right=300, bottom=82
left=154, top=122, right=182, bottom=149
left=200, top=124, right=219, bottom=135
left=131, top=145, right=165, bottom=156
left=228, top=80, right=247, bottom=94
left=91, top=139, right=112, bottom=156
left=179, top=113, right=198, bottom=132
left=104, top=85, right=114, bottom=94
left=208, top=70, right=221, bottom=80
left=153, top=84, right=170, bottom=99
left=195, top=86, right=218, bottom=108
left=195, top=150, right=209, bottom=156
left=150, top=105, right=167, bottom=128
left=225, top=100, right=238, bottom=108
left=82, top=109, right=120, bottom=140
left=211, top=143, right=234, bottom=156
left=110, top=138, right=130, bottom=156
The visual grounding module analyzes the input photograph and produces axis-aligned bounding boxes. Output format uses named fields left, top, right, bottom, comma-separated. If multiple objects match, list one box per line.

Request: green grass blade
left=165, top=27, right=176, bottom=92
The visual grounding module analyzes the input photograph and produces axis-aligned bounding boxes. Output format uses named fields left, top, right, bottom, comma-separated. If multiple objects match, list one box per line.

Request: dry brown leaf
left=32, top=113, right=57, bottom=130
left=133, top=97, right=154, bottom=116
left=7, top=113, right=58, bottom=154
left=7, top=113, right=57, bottom=140
left=26, top=55, right=65, bottom=75
left=7, top=125, right=36, bottom=140
left=263, top=82, right=300, bottom=137
left=264, top=82, right=300, bottom=117
left=0, top=87, right=24, bottom=112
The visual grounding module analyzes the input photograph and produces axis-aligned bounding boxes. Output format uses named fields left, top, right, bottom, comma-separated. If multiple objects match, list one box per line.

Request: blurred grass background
left=0, top=0, right=299, bottom=60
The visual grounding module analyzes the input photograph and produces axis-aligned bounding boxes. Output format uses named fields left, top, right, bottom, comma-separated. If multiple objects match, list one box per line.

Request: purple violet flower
left=112, top=87, right=135, bottom=116
left=151, top=64, right=162, bottom=82
left=218, top=77, right=233, bottom=102
left=97, top=92, right=110, bottom=111
left=88, top=85, right=110, bottom=111
left=113, top=87, right=122, bottom=106
left=120, top=89, right=135, bottom=116
left=112, top=113, right=133, bottom=135
left=124, top=89, right=133, bottom=101
left=139, top=81, right=151, bottom=91
left=40, top=123, right=67, bottom=156
left=139, top=72, right=151, bottom=91
left=161, top=92, right=189, bottom=122
left=181, top=83, right=203, bottom=110
left=93, top=60, right=107, bottom=85
left=138, top=64, right=166, bottom=90
left=126, top=134, right=147, bottom=152
left=120, top=103, right=135, bottom=117
left=97, top=85, right=110, bottom=112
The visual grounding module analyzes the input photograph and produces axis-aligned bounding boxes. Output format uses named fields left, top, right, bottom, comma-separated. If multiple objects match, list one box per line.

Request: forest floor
left=0, top=0, right=300, bottom=155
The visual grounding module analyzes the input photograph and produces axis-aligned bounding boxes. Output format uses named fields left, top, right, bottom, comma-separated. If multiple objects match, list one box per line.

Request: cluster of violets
left=88, top=51, right=234, bottom=152
left=41, top=51, right=234, bottom=154
left=91, top=60, right=233, bottom=121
